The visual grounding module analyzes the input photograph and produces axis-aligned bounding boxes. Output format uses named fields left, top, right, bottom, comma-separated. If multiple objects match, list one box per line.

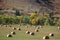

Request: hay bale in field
left=40, top=26, right=43, bottom=28
left=13, top=27, right=16, bottom=30
left=58, top=26, right=60, bottom=30
left=17, top=28, right=21, bottom=30
left=43, top=36, right=49, bottom=39
left=11, top=31, right=15, bottom=35
left=26, top=31, right=30, bottom=34
left=9, top=25, right=12, bottom=27
left=7, top=34, right=12, bottom=37
left=20, top=24, right=21, bottom=26
left=30, top=32, right=34, bottom=35
left=6, top=25, right=8, bottom=27
left=35, top=29, right=39, bottom=32
left=0, top=25, right=1, bottom=27
left=36, top=27, right=40, bottom=29
left=33, top=26, right=36, bottom=28
left=25, top=26, right=28, bottom=28
left=49, top=33, right=54, bottom=37
left=1, top=24, right=3, bottom=27
left=4, top=25, right=8, bottom=27
left=5, top=25, right=9, bottom=27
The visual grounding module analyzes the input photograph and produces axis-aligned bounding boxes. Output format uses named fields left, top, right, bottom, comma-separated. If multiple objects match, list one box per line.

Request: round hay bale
left=40, top=26, right=43, bottom=28
left=13, top=27, right=16, bottom=30
left=7, top=34, right=12, bottom=37
left=36, top=27, right=40, bottom=29
left=49, top=33, right=54, bottom=36
left=1, top=24, right=3, bottom=27
left=5, top=25, right=8, bottom=27
left=30, top=32, right=34, bottom=35
left=17, top=28, right=21, bottom=30
left=33, top=26, right=36, bottom=28
left=58, top=26, right=60, bottom=30
left=19, top=24, right=21, bottom=26
left=25, top=26, right=28, bottom=28
left=43, top=36, right=49, bottom=39
left=9, top=25, right=12, bottom=27
left=26, top=31, right=30, bottom=34
left=11, top=31, right=15, bottom=35
left=35, top=29, right=39, bottom=32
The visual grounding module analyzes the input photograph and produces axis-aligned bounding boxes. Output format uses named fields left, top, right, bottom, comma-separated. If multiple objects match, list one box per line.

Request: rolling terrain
left=1, top=0, right=60, bottom=13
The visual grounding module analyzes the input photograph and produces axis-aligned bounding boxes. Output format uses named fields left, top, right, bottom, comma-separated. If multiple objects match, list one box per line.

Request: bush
left=56, top=19, right=60, bottom=26
left=48, top=18, right=58, bottom=26
left=17, top=16, right=23, bottom=23
left=23, top=16, right=30, bottom=23
left=38, top=16, right=46, bottom=25
left=0, top=15, right=2, bottom=24
left=44, top=18, right=49, bottom=26
left=0, top=14, right=23, bottom=24
left=30, top=13, right=36, bottom=19
left=30, top=17, right=39, bottom=25
left=30, top=13, right=39, bottom=25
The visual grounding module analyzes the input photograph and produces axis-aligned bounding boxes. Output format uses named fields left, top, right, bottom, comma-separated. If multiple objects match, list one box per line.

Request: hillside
left=0, top=0, right=60, bottom=13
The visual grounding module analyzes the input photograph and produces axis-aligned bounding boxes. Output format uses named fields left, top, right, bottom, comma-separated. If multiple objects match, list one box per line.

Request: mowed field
left=0, top=24, right=60, bottom=40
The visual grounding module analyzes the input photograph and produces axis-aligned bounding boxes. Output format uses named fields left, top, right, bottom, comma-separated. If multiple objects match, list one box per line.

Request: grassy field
left=0, top=24, right=60, bottom=40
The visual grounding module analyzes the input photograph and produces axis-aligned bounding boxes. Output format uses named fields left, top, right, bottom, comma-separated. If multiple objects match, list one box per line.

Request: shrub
left=31, top=18, right=37, bottom=25
left=30, top=17, right=39, bottom=25
left=0, top=15, right=2, bottom=24
left=30, top=13, right=36, bottom=19
left=16, top=16, right=23, bottom=23
left=38, top=17, right=46, bottom=25
left=44, top=18, right=49, bottom=26
left=23, top=16, right=30, bottom=23
left=56, top=19, right=60, bottom=26
left=48, top=18, right=55, bottom=26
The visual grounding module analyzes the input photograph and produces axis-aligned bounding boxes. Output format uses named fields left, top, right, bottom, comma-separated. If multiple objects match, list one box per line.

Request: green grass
left=0, top=24, right=60, bottom=40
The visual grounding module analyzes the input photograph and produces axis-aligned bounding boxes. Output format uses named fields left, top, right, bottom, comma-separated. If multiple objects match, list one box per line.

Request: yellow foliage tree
left=30, top=13, right=36, bottom=19
left=29, top=13, right=39, bottom=25
left=31, top=17, right=39, bottom=25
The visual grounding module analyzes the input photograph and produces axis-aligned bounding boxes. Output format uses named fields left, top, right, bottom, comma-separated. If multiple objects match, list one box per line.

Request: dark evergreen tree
left=49, top=12, right=54, bottom=18
left=15, top=9, right=21, bottom=16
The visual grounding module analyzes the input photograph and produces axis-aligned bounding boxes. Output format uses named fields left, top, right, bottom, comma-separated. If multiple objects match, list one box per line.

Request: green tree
left=38, top=16, right=47, bottom=25
left=56, top=19, right=60, bottom=26
left=23, top=16, right=30, bottom=23
left=49, top=12, right=54, bottom=18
